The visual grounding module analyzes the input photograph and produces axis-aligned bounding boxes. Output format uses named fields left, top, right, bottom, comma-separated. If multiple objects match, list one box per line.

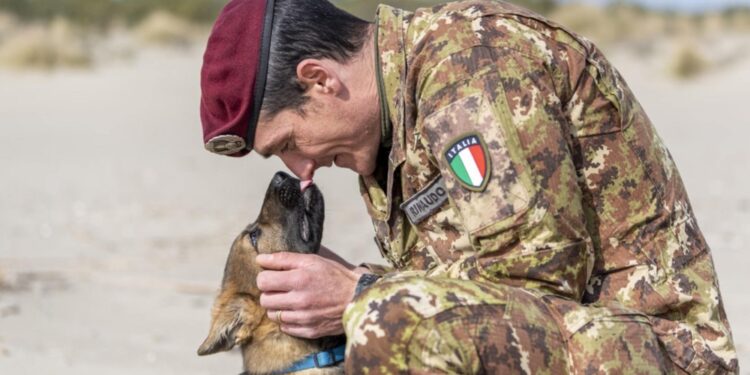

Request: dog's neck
left=240, top=315, right=344, bottom=375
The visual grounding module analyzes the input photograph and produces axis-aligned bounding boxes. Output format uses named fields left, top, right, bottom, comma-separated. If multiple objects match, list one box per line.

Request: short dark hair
left=261, top=0, right=371, bottom=119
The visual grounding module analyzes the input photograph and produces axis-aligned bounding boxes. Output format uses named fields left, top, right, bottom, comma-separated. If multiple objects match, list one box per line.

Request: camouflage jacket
left=359, top=1, right=737, bottom=373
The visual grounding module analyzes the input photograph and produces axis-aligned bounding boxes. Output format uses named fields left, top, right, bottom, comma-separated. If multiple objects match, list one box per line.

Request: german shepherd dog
left=198, top=171, right=345, bottom=374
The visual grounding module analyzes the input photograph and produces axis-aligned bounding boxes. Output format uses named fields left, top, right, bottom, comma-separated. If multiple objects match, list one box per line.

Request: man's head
left=201, top=0, right=382, bottom=180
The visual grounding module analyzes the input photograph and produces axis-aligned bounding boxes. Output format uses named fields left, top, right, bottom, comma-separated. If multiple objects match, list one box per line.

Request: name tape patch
left=400, top=177, right=449, bottom=225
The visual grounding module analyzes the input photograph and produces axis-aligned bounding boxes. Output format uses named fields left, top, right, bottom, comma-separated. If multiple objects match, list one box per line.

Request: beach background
left=0, top=0, right=748, bottom=373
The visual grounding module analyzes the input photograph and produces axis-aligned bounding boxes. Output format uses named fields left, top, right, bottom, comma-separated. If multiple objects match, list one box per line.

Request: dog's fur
left=198, top=172, right=344, bottom=374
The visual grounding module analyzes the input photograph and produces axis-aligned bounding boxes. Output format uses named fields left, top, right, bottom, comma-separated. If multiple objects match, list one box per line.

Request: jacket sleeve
left=418, top=45, right=594, bottom=300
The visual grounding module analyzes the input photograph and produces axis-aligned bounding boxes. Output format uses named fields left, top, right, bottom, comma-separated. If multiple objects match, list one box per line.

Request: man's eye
left=249, top=229, right=261, bottom=248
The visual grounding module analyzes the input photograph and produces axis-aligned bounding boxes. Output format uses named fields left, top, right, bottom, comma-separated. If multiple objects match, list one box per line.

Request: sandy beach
left=0, top=39, right=748, bottom=373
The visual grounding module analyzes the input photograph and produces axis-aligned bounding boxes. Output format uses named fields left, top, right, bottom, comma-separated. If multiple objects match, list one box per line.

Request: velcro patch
left=444, top=133, right=491, bottom=192
left=400, top=177, right=449, bottom=225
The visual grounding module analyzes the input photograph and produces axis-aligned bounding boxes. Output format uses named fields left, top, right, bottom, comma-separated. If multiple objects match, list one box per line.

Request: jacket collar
left=375, top=4, right=408, bottom=165
left=361, top=5, right=410, bottom=221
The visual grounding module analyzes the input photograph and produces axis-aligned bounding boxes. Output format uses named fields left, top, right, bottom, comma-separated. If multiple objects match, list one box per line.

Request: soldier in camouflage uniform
left=199, top=0, right=737, bottom=373
left=344, top=2, right=737, bottom=374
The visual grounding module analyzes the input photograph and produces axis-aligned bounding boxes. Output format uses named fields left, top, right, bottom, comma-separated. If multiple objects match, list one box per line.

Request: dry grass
left=725, top=9, right=750, bottom=32
left=550, top=3, right=750, bottom=45
left=0, top=3, right=746, bottom=75
left=701, top=13, right=727, bottom=35
left=134, top=11, right=201, bottom=47
left=670, top=43, right=710, bottom=79
left=0, top=11, right=19, bottom=48
left=548, top=4, right=613, bottom=43
left=0, top=10, right=205, bottom=69
left=0, top=11, right=18, bottom=36
left=0, top=17, right=92, bottom=69
left=548, top=4, right=668, bottom=48
left=548, top=3, right=750, bottom=80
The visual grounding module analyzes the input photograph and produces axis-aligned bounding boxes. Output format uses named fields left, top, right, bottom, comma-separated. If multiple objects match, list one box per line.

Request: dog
left=197, top=171, right=345, bottom=374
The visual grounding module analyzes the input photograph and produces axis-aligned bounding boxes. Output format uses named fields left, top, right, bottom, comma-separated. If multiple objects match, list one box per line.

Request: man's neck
left=350, top=24, right=379, bottom=115
left=343, top=24, right=384, bottom=150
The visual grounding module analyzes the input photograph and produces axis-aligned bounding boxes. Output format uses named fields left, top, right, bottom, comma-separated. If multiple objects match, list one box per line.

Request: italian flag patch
left=443, top=133, right=491, bottom=192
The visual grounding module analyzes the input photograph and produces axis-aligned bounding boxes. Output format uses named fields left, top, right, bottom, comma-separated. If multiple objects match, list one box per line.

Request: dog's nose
left=272, top=171, right=291, bottom=187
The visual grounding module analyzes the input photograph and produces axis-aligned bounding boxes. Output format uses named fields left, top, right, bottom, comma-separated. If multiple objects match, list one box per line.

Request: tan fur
left=198, top=202, right=343, bottom=375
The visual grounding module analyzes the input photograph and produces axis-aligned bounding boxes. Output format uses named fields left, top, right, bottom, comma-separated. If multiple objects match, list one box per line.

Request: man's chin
left=334, top=158, right=374, bottom=176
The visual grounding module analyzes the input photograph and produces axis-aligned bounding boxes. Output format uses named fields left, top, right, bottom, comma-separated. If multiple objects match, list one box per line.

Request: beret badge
left=205, top=135, right=248, bottom=155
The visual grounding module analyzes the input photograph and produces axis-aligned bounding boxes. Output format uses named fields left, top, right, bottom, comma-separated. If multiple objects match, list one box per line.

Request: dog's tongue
left=300, top=180, right=314, bottom=192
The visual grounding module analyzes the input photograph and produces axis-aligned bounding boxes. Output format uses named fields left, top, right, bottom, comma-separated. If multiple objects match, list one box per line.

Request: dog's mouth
left=268, top=171, right=324, bottom=253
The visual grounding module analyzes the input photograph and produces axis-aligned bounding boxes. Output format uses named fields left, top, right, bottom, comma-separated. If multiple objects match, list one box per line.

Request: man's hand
left=256, top=251, right=366, bottom=338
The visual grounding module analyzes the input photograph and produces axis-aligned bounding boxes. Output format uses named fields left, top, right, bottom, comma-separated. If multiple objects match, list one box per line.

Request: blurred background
left=0, top=0, right=748, bottom=373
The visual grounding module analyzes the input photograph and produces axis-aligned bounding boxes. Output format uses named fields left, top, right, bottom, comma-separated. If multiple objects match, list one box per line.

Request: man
left=200, top=0, right=738, bottom=373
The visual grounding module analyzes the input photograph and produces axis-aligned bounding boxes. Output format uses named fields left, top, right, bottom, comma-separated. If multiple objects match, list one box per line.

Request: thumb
left=256, top=252, right=311, bottom=270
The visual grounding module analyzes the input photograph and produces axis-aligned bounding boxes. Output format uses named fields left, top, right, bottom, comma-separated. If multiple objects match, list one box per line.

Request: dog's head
left=197, top=171, right=324, bottom=356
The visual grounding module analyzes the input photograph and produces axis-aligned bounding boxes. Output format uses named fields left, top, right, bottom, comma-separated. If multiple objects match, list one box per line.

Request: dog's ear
left=197, top=297, right=256, bottom=356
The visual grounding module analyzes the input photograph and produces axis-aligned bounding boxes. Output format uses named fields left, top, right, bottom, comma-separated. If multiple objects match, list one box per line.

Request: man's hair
left=261, top=0, right=371, bottom=119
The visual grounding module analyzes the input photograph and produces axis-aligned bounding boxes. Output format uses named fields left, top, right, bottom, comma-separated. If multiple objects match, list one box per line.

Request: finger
left=266, top=309, right=288, bottom=324
left=266, top=309, right=315, bottom=326
left=256, top=269, right=302, bottom=292
left=259, top=291, right=309, bottom=310
left=317, top=246, right=354, bottom=268
left=279, top=324, right=321, bottom=339
left=256, top=252, right=315, bottom=270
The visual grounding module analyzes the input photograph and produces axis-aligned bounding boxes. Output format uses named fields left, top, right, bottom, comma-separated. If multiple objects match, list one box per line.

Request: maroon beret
left=200, top=0, right=275, bottom=157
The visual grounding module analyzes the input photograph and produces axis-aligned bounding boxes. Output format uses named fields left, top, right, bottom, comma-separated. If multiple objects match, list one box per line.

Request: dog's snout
left=271, top=171, right=292, bottom=187
left=278, top=182, right=300, bottom=208
left=271, top=172, right=302, bottom=209
left=264, top=171, right=323, bottom=250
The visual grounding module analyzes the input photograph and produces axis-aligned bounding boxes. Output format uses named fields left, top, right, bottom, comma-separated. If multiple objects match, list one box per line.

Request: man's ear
left=296, top=58, right=341, bottom=96
left=197, top=298, right=256, bottom=356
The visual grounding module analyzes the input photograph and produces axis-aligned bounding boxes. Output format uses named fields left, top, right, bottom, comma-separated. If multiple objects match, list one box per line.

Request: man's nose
left=279, top=153, right=316, bottom=181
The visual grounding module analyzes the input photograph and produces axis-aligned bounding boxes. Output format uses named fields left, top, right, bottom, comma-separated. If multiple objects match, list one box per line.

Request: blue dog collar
left=240, top=344, right=346, bottom=375
left=280, top=344, right=346, bottom=373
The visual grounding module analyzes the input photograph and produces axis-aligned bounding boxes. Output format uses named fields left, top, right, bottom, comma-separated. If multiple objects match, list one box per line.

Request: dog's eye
left=249, top=228, right=261, bottom=248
